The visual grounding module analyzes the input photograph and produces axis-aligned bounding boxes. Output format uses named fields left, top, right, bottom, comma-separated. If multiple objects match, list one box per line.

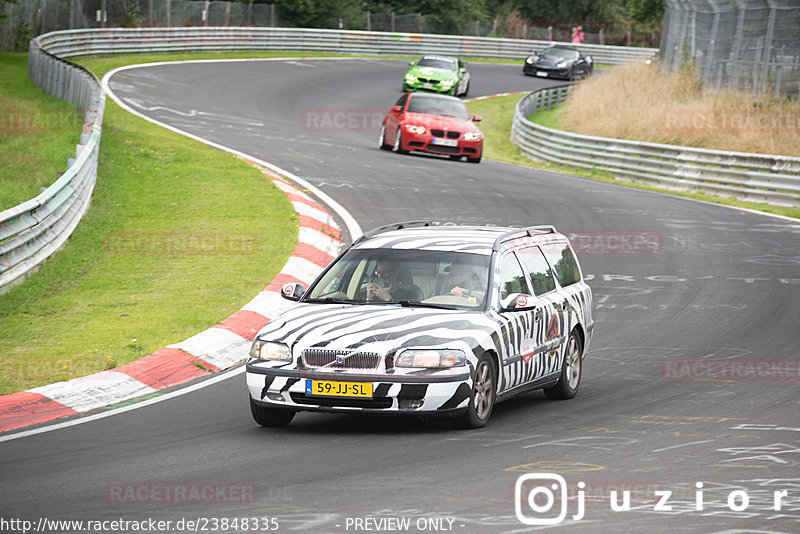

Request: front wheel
left=544, top=331, right=583, bottom=400
left=378, top=124, right=390, bottom=150
left=250, top=397, right=295, bottom=427
left=458, top=355, right=496, bottom=428
left=392, top=127, right=408, bottom=154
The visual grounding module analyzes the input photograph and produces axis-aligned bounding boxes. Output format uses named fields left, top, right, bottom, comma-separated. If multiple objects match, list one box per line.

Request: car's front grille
left=302, top=349, right=382, bottom=370
left=417, top=78, right=439, bottom=84
left=431, top=130, right=461, bottom=139
left=290, top=393, right=393, bottom=409
left=425, top=144, right=460, bottom=154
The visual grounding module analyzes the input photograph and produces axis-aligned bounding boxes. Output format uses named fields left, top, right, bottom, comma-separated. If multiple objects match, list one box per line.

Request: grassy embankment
left=466, top=62, right=800, bottom=220
left=0, top=53, right=85, bottom=209
left=0, top=52, right=298, bottom=394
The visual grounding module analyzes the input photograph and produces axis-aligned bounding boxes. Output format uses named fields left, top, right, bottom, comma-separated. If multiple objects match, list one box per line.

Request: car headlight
left=463, top=132, right=482, bottom=140
left=526, top=57, right=534, bottom=64
left=405, top=73, right=417, bottom=81
left=405, top=124, right=426, bottom=134
left=395, top=349, right=466, bottom=369
left=250, top=340, right=292, bottom=362
left=440, top=79, right=455, bottom=87
left=557, top=61, right=568, bottom=68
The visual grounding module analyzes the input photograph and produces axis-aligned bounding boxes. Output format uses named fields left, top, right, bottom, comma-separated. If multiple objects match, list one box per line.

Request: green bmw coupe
left=403, top=55, right=470, bottom=97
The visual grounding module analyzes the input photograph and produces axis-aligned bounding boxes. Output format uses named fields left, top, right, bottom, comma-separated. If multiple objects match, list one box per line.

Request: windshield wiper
left=397, top=300, right=459, bottom=310
left=304, top=297, right=358, bottom=305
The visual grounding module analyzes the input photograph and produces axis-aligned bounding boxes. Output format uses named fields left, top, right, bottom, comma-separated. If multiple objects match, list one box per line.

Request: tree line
left=273, top=0, right=665, bottom=35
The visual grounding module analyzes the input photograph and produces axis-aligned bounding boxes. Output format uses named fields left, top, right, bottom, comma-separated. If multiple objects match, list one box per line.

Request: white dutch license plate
left=422, top=83, right=434, bottom=89
left=431, top=138, right=458, bottom=147
left=536, top=71, right=548, bottom=77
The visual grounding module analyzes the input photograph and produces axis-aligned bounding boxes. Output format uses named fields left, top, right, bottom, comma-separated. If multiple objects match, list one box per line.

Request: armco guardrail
left=511, top=86, right=800, bottom=207
left=0, top=40, right=104, bottom=294
left=3, top=27, right=655, bottom=293
left=36, top=27, right=658, bottom=65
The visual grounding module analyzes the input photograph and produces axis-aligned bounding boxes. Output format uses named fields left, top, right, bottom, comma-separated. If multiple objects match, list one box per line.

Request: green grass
left=466, top=94, right=535, bottom=166
left=467, top=95, right=800, bottom=220
left=0, top=53, right=85, bottom=210
left=527, top=107, right=562, bottom=129
left=0, top=59, right=297, bottom=394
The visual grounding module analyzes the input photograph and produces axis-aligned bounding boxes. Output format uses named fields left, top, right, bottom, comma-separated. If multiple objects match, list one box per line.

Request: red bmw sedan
left=379, top=92, right=484, bottom=163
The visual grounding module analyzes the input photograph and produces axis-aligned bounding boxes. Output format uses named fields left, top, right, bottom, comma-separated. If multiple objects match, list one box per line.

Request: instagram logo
left=514, top=473, right=570, bottom=525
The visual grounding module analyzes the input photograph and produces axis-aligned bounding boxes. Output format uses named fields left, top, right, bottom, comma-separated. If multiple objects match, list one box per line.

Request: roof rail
left=492, top=225, right=557, bottom=251
left=353, top=220, right=432, bottom=246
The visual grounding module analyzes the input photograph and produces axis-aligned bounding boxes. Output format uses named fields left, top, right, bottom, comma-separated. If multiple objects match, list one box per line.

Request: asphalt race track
left=2, top=58, right=799, bottom=533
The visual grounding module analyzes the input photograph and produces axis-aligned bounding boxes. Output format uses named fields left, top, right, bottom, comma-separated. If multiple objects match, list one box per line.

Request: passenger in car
left=446, top=261, right=485, bottom=302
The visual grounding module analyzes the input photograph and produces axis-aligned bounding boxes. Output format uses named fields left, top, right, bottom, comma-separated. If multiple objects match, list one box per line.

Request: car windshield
left=416, top=57, right=458, bottom=71
left=538, top=48, right=580, bottom=61
left=305, top=248, right=490, bottom=309
left=407, top=96, right=470, bottom=119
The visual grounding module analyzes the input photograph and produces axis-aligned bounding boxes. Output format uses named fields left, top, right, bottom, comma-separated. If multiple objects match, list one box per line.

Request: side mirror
left=472, top=115, right=483, bottom=122
left=500, top=293, right=537, bottom=312
left=281, top=282, right=305, bottom=301
left=391, top=105, right=402, bottom=113
left=409, top=60, right=417, bottom=66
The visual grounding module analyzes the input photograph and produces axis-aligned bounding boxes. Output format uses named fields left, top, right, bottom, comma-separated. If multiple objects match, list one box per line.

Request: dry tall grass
left=561, top=62, right=800, bottom=157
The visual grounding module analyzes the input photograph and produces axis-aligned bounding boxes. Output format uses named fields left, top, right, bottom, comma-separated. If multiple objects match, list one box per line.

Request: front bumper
left=404, top=80, right=456, bottom=95
left=401, top=130, right=483, bottom=158
left=246, top=364, right=472, bottom=415
left=522, top=64, right=569, bottom=79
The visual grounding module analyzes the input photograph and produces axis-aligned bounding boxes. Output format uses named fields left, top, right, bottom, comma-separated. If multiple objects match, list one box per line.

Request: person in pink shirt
left=571, top=25, right=585, bottom=44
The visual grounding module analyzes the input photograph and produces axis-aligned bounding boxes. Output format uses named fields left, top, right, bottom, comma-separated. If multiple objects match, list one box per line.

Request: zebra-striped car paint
left=246, top=225, right=593, bottom=416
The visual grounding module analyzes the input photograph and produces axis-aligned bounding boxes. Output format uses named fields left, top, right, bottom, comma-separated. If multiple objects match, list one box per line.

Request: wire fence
left=660, top=0, right=800, bottom=97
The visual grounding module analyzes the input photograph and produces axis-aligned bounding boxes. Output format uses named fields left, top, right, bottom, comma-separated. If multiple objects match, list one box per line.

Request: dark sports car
left=523, top=45, right=594, bottom=81
left=379, top=92, right=483, bottom=163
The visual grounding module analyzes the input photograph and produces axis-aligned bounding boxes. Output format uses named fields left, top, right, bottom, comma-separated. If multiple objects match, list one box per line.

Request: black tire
left=378, top=124, right=390, bottom=150
left=459, top=355, right=496, bottom=428
left=250, top=397, right=295, bottom=427
left=392, top=127, right=408, bottom=154
left=544, top=331, right=583, bottom=400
